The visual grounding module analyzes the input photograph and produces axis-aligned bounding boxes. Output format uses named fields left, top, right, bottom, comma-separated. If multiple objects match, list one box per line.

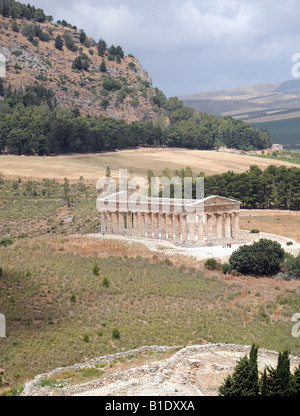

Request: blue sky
left=33, top=0, right=300, bottom=96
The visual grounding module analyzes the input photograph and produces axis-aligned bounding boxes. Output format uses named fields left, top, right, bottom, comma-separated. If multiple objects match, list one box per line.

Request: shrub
left=229, top=239, right=285, bottom=276
left=205, top=258, right=218, bottom=270
left=70, top=294, right=76, bottom=303
left=12, top=20, right=19, bottom=33
left=93, top=264, right=100, bottom=276
left=112, top=328, right=120, bottom=339
left=286, top=242, right=293, bottom=246
left=83, top=334, right=89, bottom=343
left=250, top=229, right=260, bottom=234
left=102, top=78, right=122, bottom=91
left=222, top=263, right=231, bottom=275
left=282, top=253, right=300, bottom=277
left=55, top=35, right=64, bottom=50
left=12, top=50, right=23, bottom=57
left=0, top=238, right=13, bottom=247
left=102, top=277, right=109, bottom=287
left=0, top=267, right=2, bottom=277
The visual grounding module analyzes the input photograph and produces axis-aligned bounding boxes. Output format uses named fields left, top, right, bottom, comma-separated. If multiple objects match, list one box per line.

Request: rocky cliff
left=0, top=15, right=158, bottom=122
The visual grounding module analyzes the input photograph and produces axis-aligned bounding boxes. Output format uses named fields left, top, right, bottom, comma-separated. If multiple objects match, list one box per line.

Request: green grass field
left=250, top=117, right=300, bottom=147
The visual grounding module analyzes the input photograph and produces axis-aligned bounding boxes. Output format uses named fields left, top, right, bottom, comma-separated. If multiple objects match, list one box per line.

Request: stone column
left=126, top=212, right=132, bottom=236
left=112, top=212, right=118, bottom=234
left=174, top=215, right=180, bottom=242
left=197, top=215, right=204, bottom=243
left=181, top=215, right=187, bottom=242
left=160, top=214, right=167, bottom=240
left=233, top=212, right=240, bottom=240
left=225, top=213, right=231, bottom=239
left=101, top=213, right=106, bottom=234
left=132, top=212, right=138, bottom=236
left=167, top=214, right=173, bottom=240
left=153, top=213, right=159, bottom=239
left=189, top=218, right=195, bottom=243
left=207, top=214, right=214, bottom=241
left=216, top=213, right=224, bottom=240
left=140, top=213, right=145, bottom=238
left=119, top=212, right=125, bottom=235
left=147, top=213, right=152, bottom=238
left=106, top=212, right=112, bottom=234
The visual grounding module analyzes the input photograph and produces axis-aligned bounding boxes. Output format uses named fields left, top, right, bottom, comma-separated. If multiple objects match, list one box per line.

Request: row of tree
left=219, top=345, right=300, bottom=396
left=0, top=83, right=273, bottom=156
left=153, top=165, right=300, bottom=211
left=203, top=165, right=300, bottom=210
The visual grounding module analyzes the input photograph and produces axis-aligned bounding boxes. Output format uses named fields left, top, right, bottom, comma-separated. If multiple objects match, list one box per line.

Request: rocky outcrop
left=21, top=343, right=300, bottom=397
left=0, top=16, right=158, bottom=122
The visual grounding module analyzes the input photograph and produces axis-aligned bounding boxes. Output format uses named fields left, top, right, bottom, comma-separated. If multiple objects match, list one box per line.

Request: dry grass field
left=1, top=148, right=299, bottom=182
left=240, top=212, right=300, bottom=243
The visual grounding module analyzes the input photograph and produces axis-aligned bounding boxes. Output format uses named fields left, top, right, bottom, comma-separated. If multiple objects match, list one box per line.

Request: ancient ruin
left=97, top=192, right=241, bottom=245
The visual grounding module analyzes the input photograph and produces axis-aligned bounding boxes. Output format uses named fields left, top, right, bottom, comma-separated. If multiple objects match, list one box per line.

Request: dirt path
left=85, top=231, right=300, bottom=262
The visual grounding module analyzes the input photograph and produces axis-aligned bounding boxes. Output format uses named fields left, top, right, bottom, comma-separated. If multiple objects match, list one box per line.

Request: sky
left=32, top=0, right=300, bottom=97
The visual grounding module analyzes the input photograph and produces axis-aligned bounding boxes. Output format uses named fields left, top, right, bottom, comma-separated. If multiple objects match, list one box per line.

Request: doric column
left=189, top=219, right=195, bottom=243
left=216, top=213, right=224, bottom=240
left=153, top=213, right=159, bottom=239
left=167, top=214, right=173, bottom=240
left=160, top=214, right=167, bottom=240
left=233, top=212, right=240, bottom=240
left=207, top=214, right=213, bottom=240
left=126, top=212, right=132, bottom=236
left=198, top=215, right=204, bottom=243
left=225, top=213, right=231, bottom=239
left=147, top=213, right=152, bottom=238
left=174, top=215, right=180, bottom=242
left=181, top=215, right=187, bottom=242
left=107, top=212, right=112, bottom=234
left=119, top=212, right=125, bottom=235
left=101, top=213, right=106, bottom=234
left=140, top=213, right=146, bottom=238
left=132, top=212, right=138, bottom=236
left=112, top=212, right=118, bottom=234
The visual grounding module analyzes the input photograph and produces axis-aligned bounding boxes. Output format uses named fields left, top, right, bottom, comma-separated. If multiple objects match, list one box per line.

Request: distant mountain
left=178, top=80, right=300, bottom=119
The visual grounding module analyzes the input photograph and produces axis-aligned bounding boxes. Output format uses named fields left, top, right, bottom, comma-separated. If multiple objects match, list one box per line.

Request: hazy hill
left=179, top=80, right=300, bottom=147
left=179, top=80, right=300, bottom=118
left=0, top=14, right=157, bottom=122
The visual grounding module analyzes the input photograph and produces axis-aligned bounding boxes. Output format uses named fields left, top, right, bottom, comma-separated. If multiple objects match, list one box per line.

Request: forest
left=0, top=83, right=273, bottom=156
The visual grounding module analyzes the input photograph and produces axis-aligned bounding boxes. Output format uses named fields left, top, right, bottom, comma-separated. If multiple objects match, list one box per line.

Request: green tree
left=100, top=60, right=107, bottom=73
left=229, top=239, right=285, bottom=276
left=219, top=345, right=259, bottom=396
left=12, top=20, right=19, bottom=32
left=97, top=38, right=107, bottom=56
left=79, top=30, right=86, bottom=44
left=55, top=35, right=64, bottom=50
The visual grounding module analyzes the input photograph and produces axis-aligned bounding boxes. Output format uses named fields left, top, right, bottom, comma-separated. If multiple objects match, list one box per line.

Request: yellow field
left=0, top=148, right=298, bottom=182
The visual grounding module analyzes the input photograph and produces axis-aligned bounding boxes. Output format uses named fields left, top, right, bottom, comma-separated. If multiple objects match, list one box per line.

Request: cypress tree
left=55, top=35, right=64, bottom=50
left=248, top=344, right=259, bottom=395
left=100, top=60, right=107, bottom=73
left=276, top=350, right=296, bottom=396
left=294, top=364, right=300, bottom=396
left=260, top=368, right=269, bottom=396
left=219, top=374, right=234, bottom=396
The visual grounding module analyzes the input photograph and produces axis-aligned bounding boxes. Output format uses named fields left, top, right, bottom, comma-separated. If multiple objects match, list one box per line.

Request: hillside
left=179, top=81, right=300, bottom=147
left=179, top=81, right=300, bottom=117
left=0, top=15, right=157, bottom=122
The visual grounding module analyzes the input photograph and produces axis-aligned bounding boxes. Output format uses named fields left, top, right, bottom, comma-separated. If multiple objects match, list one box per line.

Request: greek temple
left=97, top=192, right=241, bottom=246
